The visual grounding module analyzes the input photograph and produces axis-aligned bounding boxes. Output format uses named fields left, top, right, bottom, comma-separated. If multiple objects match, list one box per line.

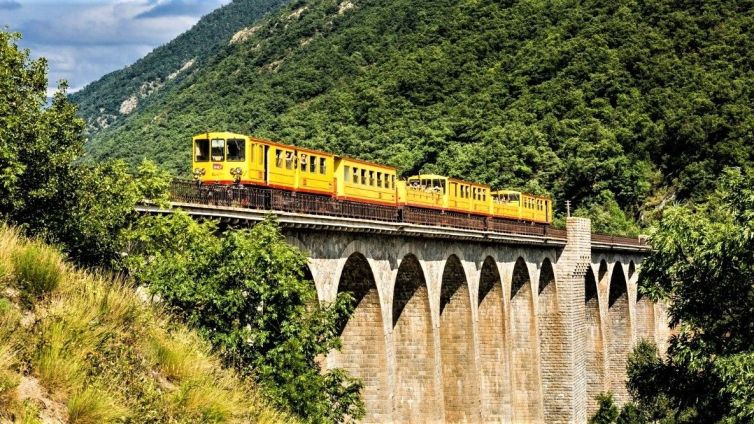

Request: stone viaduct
left=138, top=201, right=668, bottom=423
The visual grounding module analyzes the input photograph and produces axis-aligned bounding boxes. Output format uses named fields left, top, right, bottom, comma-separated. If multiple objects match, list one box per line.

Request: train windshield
left=227, top=138, right=245, bottom=161
left=194, top=139, right=209, bottom=162
left=211, top=139, right=225, bottom=161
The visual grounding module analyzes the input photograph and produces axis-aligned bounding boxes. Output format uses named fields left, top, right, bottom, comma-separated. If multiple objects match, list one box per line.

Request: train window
left=391, top=175, right=396, bottom=189
left=344, top=166, right=351, bottom=182
left=320, top=157, right=326, bottom=174
left=227, top=139, right=245, bottom=162
left=309, top=156, right=316, bottom=173
left=376, top=172, right=382, bottom=188
left=211, top=139, right=225, bottom=162
left=194, top=139, right=209, bottom=162
left=275, top=149, right=283, bottom=167
left=285, top=151, right=294, bottom=169
left=369, top=171, right=375, bottom=186
left=361, top=169, right=367, bottom=185
left=385, top=174, right=390, bottom=189
left=300, top=154, right=308, bottom=171
left=353, top=168, right=360, bottom=184
left=259, top=145, right=264, bottom=164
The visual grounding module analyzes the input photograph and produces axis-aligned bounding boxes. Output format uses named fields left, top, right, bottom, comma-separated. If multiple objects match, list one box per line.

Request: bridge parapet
left=152, top=179, right=649, bottom=252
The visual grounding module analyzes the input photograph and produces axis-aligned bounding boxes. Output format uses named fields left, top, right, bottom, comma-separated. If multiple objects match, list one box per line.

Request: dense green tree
left=622, top=167, right=754, bottom=423
left=0, top=32, right=84, bottom=225
left=121, top=214, right=365, bottom=423
left=77, top=0, right=754, bottom=234
left=0, top=31, right=173, bottom=267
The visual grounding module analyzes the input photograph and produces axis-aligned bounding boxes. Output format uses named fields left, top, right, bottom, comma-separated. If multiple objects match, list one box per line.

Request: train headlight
left=230, top=167, right=242, bottom=183
left=192, top=168, right=206, bottom=180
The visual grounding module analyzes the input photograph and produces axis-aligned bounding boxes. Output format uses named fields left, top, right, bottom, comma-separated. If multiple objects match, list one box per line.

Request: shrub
left=12, top=243, right=63, bottom=303
left=67, top=387, right=125, bottom=424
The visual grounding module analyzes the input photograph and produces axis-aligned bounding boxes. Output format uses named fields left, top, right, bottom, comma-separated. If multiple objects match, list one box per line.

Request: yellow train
left=192, top=132, right=552, bottom=224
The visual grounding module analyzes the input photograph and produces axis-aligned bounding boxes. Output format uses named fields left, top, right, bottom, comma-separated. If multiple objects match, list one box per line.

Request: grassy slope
left=0, top=226, right=293, bottom=423
left=82, top=0, right=754, bottom=219
left=70, top=0, right=291, bottom=133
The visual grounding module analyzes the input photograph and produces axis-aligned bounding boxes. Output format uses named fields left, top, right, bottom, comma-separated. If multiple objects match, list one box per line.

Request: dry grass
left=0, top=225, right=294, bottom=423
left=12, top=242, right=64, bottom=303
left=66, top=387, right=126, bottom=424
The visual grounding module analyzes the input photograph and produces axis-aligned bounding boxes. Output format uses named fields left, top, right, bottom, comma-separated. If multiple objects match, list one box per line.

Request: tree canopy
left=594, top=167, right=754, bottom=423
left=78, top=0, right=754, bottom=230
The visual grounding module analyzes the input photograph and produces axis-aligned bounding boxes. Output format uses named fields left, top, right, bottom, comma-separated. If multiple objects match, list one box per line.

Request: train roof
left=408, top=174, right=490, bottom=188
left=335, top=156, right=397, bottom=171
left=491, top=190, right=552, bottom=200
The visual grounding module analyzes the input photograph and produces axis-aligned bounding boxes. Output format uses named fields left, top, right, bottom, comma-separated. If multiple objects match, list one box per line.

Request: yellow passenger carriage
left=334, top=157, right=397, bottom=205
left=397, top=175, right=445, bottom=211
left=397, top=175, right=491, bottom=216
left=192, top=132, right=335, bottom=196
left=491, top=190, right=552, bottom=223
left=262, top=140, right=334, bottom=196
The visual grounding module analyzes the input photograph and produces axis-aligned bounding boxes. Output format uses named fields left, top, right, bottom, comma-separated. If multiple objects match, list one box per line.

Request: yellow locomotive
left=192, top=132, right=552, bottom=224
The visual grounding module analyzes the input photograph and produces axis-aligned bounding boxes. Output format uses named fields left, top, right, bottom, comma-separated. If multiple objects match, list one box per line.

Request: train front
left=192, top=132, right=249, bottom=185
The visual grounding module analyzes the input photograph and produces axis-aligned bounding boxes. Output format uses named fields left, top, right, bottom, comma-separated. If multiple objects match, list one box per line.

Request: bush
left=12, top=243, right=63, bottom=304
left=67, top=387, right=125, bottom=424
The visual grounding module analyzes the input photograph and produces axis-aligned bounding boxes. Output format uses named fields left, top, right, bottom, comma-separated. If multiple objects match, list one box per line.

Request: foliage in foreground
left=122, top=213, right=365, bottom=423
left=0, top=30, right=172, bottom=269
left=0, top=225, right=292, bottom=423
left=592, top=167, right=754, bottom=423
left=1, top=30, right=363, bottom=422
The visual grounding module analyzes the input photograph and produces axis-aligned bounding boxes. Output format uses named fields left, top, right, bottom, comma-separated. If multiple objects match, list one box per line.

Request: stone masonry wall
left=286, top=221, right=660, bottom=423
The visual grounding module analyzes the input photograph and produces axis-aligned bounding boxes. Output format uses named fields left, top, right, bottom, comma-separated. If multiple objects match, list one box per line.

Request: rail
left=166, top=180, right=647, bottom=247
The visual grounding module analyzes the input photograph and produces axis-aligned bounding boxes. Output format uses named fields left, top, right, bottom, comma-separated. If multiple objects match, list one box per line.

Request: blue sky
left=0, top=0, right=230, bottom=96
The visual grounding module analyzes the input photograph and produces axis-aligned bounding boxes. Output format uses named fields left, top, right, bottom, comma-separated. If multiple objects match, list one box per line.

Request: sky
left=0, top=0, right=231, bottom=96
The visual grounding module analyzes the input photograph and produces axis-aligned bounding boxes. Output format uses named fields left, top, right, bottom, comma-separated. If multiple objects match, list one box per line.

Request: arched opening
left=607, top=262, right=631, bottom=404
left=585, top=266, right=605, bottom=414
left=537, top=258, right=567, bottom=421
left=335, top=252, right=388, bottom=422
left=631, top=261, right=655, bottom=345
left=392, top=254, right=437, bottom=422
left=477, top=256, right=509, bottom=421
left=510, top=258, right=543, bottom=422
left=439, top=255, right=479, bottom=422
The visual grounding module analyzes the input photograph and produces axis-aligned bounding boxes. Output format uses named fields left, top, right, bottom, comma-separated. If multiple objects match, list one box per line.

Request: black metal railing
left=166, top=180, right=647, bottom=246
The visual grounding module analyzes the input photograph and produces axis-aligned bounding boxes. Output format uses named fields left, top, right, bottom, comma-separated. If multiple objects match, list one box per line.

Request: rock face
left=70, top=0, right=291, bottom=133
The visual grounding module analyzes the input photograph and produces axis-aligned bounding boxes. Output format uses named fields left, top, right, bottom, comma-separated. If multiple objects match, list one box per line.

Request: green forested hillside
left=81, top=0, right=754, bottom=224
left=69, top=0, right=290, bottom=132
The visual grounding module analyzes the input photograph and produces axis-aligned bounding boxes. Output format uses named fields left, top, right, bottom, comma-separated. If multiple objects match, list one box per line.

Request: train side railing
left=166, top=179, right=648, bottom=247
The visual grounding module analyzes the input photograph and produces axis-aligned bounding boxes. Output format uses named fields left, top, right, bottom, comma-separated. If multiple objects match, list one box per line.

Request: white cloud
left=1, top=0, right=229, bottom=93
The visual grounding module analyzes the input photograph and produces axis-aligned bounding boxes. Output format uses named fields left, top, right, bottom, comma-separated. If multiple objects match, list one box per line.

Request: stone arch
left=510, top=257, right=543, bottom=422
left=439, top=254, right=479, bottom=422
left=538, top=258, right=568, bottom=421
left=584, top=266, right=605, bottom=414
left=392, top=253, right=438, bottom=422
left=478, top=256, right=509, bottom=421
left=334, top=252, right=389, bottom=422
left=597, top=259, right=609, bottom=289
left=607, top=261, right=631, bottom=404
left=632, top=261, right=655, bottom=344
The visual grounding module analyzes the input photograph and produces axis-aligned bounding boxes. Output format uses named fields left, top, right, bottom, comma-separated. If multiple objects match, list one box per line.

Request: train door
left=264, top=145, right=270, bottom=184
